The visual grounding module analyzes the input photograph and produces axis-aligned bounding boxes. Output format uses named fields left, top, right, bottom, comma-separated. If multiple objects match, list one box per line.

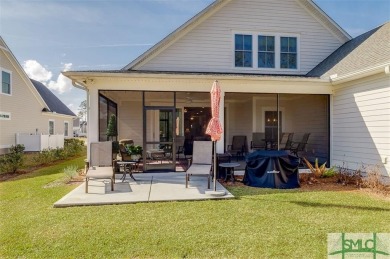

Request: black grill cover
left=243, top=150, right=300, bottom=189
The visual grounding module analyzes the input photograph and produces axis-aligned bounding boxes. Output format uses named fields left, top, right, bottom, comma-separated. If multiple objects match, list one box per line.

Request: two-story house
left=0, top=36, right=76, bottom=154
left=63, top=0, right=390, bottom=176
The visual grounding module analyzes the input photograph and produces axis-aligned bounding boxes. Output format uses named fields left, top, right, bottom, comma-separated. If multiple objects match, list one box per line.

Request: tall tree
left=77, top=100, right=87, bottom=121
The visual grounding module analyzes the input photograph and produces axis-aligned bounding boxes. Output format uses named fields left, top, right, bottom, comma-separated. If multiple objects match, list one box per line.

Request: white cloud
left=22, top=60, right=52, bottom=82
left=22, top=60, right=73, bottom=94
left=47, top=72, right=73, bottom=94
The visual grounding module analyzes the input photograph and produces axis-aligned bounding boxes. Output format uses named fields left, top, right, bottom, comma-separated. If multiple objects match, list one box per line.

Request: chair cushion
left=86, top=167, right=113, bottom=179
left=186, top=164, right=211, bottom=175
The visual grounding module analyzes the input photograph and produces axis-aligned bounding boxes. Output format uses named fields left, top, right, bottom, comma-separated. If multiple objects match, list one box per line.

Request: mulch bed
left=220, top=175, right=390, bottom=199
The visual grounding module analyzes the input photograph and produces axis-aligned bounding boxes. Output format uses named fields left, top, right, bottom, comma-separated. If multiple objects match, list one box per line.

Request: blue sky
left=1, top=0, right=389, bottom=115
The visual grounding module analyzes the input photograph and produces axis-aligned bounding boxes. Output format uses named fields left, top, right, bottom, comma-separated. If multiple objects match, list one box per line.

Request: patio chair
left=250, top=132, right=266, bottom=150
left=281, top=133, right=294, bottom=150
left=228, top=135, right=248, bottom=160
left=185, top=141, right=212, bottom=189
left=85, top=141, right=115, bottom=193
left=176, top=135, right=185, bottom=159
left=289, top=133, right=310, bottom=157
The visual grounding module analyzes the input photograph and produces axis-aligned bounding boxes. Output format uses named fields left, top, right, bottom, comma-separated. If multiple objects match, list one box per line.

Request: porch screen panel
left=279, top=94, right=329, bottom=164
left=99, top=96, right=108, bottom=141
left=99, top=94, right=118, bottom=141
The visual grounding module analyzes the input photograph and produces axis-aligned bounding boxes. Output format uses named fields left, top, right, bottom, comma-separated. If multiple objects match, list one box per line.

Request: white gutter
left=330, top=63, right=390, bottom=85
left=64, top=71, right=329, bottom=83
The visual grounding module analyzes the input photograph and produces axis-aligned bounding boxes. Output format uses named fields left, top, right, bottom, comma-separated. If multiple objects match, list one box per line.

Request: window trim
left=49, top=120, right=55, bottom=135
left=1, top=68, right=12, bottom=96
left=64, top=121, right=69, bottom=137
left=232, top=32, right=300, bottom=71
left=234, top=34, right=253, bottom=68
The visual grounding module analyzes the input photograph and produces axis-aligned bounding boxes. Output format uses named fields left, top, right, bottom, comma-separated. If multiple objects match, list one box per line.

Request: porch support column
left=87, top=87, right=99, bottom=161
left=216, top=91, right=225, bottom=153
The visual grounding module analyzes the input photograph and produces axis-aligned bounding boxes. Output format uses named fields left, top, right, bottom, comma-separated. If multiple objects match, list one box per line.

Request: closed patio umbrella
left=206, top=80, right=223, bottom=192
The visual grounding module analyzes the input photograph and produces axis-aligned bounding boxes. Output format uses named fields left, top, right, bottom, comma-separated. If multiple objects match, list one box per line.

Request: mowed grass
left=1, top=157, right=389, bottom=258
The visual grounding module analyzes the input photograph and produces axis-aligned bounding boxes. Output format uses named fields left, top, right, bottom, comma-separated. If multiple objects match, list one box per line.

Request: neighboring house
left=72, top=117, right=87, bottom=137
left=0, top=36, right=76, bottom=154
left=63, top=0, right=390, bottom=176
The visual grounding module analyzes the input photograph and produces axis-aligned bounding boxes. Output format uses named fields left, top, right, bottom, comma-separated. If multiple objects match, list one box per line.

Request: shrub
left=53, top=148, right=67, bottom=160
left=336, top=163, right=363, bottom=187
left=362, top=165, right=387, bottom=194
left=322, top=166, right=337, bottom=178
left=63, top=165, right=78, bottom=181
left=0, top=144, right=25, bottom=174
left=303, top=157, right=327, bottom=178
left=64, top=138, right=84, bottom=157
left=33, top=149, right=55, bottom=165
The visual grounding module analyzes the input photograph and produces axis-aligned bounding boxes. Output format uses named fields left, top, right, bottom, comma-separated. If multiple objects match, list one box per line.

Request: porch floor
left=53, top=172, right=234, bottom=208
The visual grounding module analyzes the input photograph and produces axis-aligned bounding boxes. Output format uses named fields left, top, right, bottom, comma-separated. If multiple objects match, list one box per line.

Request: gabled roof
left=30, top=79, right=76, bottom=117
left=123, top=0, right=351, bottom=71
left=307, top=22, right=390, bottom=78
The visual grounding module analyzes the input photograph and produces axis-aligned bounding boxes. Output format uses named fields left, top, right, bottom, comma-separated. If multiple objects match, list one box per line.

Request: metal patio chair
left=185, top=141, right=212, bottom=189
left=85, top=141, right=115, bottom=193
left=289, top=133, right=310, bottom=157
left=250, top=132, right=266, bottom=150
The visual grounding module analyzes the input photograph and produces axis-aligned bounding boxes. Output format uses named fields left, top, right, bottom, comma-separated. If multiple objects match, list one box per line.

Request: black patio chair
left=251, top=132, right=266, bottom=150
left=289, top=133, right=310, bottom=157
left=228, top=135, right=248, bottom=161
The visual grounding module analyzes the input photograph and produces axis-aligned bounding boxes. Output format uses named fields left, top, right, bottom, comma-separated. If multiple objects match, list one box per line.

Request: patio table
left=219, top=162, right=240, bottom=182
left=117, top=161, right=137, bottom=182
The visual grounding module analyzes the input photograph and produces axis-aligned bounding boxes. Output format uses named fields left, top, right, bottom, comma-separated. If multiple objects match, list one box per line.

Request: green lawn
left=1, top=158, right=389, bottom=258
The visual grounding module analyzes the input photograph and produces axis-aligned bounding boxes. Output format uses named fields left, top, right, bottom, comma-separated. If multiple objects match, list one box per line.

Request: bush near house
left=0, top=145, right=25, bottom=174
left=0, top=139, right=86, bottom=174
left=32, top=139, right=85, bottom=166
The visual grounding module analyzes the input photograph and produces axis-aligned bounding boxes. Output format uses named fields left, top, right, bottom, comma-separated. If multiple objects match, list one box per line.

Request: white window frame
left=232, top=32, right=300, bottom=72
left=234, top=33, right=254, bottom=68
left=64, top=121, right=69, bottom=137
left=1, top=68, right=12, bottom=96
left=49, top=120, right=55, bottom=135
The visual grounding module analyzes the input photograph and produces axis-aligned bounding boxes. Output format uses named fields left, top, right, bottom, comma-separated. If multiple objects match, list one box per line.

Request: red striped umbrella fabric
left=206, top=80, right=223, bottom=141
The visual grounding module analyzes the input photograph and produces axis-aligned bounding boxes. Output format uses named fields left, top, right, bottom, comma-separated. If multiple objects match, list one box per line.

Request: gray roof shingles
left=307, top=22, right=390, bottom=78
left=30, top=79, right=76, bottom=117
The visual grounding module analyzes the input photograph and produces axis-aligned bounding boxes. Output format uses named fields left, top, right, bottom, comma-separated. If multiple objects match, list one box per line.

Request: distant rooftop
left=30, top=79, right=76, bottom=117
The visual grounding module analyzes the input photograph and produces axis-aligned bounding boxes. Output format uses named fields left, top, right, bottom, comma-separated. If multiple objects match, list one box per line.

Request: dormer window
left=235, top=34, right=252, bottom=67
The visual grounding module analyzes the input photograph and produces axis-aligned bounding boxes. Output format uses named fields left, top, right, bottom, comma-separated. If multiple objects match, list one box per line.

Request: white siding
left=0, top=50, right=73, bottom=154
left=332, top=74, right=390, bottom=176
left=226, top=101, right=252, bottom=150
left=139, top=0, right=343, bottom=75
left=117, top=94, right=143, bottom=146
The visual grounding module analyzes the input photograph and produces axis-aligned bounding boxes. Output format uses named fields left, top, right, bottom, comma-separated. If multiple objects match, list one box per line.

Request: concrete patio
left=53, top=172, right=234, bottom=208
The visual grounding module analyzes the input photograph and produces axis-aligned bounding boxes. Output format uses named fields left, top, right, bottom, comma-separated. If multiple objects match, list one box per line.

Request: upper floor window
left=235, top=34, right=252, bottom=67
left=280, top=37, right=297, bottom=69
left=258, top=36, right=275, bottom=68
left=233, top=34, right=299, bottom=70
left=1, top=70, right=11, bottom=95
left=49, top=120, right=54, bottom=135
left=64, top=122, right=69, bottom=137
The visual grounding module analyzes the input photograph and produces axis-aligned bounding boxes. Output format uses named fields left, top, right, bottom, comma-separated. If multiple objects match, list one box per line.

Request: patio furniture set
left=85, top=134, right=309, bottom=193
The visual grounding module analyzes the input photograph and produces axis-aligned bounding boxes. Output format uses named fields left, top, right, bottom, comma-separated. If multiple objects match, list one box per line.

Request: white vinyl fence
left=16, top=133, right=64, bottom=152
